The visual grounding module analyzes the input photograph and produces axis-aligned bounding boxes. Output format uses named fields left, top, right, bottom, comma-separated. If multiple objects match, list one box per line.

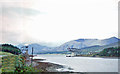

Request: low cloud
left=0, top=7, right=40, bottom=18
left=0, top=4, right=40, bottom=45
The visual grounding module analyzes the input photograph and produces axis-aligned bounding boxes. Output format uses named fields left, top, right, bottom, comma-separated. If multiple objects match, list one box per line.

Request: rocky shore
left=33, top=61, right=64, bottom=72
left=26, top=55, right=65, bottom=72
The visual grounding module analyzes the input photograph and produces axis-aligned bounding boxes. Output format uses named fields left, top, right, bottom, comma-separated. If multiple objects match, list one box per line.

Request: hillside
left=0, top=44, right=21, bottom=55
left=95, top=47, right=120, bottom=57
left=0, top=45, right=44, bottom=72
left=17, top=37, right=120, bottom=54
left=56, top=37, right=119, bottom=51
left=80, top=41, right=120, bottom=54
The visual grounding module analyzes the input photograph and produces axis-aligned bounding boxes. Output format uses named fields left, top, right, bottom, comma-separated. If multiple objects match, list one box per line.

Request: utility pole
left=31, top=47, right=33, bottom=66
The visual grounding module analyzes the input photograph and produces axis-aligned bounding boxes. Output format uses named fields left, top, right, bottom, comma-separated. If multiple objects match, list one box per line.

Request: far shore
left=66, top=55, right=119, bottom=59
left=31, top=54, right=119, bottom=59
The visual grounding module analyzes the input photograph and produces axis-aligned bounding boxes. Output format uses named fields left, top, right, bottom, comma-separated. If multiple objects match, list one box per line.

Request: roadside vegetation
left=1, top=54, right=43, bottom=72
left=0, top=51, right=13, bottom=55
left=0, top=44, right=44, bottom=73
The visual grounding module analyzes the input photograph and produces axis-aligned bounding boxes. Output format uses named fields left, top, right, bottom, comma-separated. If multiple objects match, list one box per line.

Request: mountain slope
left=17, top=37, right=120, bottom=54
left=81, top=41, right=120, bottom=54
left=56, top=37, right=120, bottom=51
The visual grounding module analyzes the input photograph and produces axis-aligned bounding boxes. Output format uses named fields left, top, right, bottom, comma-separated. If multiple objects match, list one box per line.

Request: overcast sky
left=0, top=0, right=119, bottom=47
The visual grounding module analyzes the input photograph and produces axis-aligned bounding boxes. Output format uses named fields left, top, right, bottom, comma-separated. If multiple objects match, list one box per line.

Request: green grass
left=0, top=44, right=43, bottom=72
left=0, top=51, right=13, bottom=55
left=0, top=52, right=44, bottom=72
left=0, top=51, right=14, bottom=73
left=2, top=55, right=19, bottom=72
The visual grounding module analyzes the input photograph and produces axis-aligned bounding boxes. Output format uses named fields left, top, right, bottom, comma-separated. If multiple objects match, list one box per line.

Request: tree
left=0, top=44, right=21, bottom=55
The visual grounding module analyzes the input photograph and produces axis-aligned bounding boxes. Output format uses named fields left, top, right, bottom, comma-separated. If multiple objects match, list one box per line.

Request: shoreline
left=34, top=54, right=119, bottom=59
left=32, top=58, right=67, bottom=72
left=34, top=61, right=64, bottom=72
left=72, top=56, right=119, bottom=59
left=30, top=56, right=118, bottom=72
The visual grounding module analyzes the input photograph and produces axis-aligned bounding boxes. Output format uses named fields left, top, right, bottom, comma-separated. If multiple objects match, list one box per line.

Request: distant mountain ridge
left=17, top=37, right=120, bottom=54
left=80, top=41, right=120, bottom=54
left=56, top=37, right=119, bottom=51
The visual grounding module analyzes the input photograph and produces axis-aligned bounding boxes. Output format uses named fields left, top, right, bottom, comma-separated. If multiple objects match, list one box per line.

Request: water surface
left=33, top=54, right=118, bottom=72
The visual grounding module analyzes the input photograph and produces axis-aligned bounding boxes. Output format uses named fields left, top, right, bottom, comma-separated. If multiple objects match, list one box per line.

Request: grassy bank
left=0, top=51, right=13, bottom=55
left=0, top=52, right=43, bottom=73
left=0, top=44, right=46, bottom=73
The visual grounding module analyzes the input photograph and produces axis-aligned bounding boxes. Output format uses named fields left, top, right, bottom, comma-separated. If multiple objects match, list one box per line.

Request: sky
left=0, top=0, right=119, bottom=47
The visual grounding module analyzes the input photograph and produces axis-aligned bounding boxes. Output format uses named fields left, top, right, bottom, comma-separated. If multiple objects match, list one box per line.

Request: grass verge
left=0, top=52, right=43, bottom=73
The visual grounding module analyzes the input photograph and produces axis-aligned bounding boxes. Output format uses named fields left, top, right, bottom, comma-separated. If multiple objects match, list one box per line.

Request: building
left=66, top=48, right=82, bottom=57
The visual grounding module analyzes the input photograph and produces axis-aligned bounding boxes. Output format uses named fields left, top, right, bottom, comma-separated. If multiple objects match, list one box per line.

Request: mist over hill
left=17, top=37, right=120, bottom=54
